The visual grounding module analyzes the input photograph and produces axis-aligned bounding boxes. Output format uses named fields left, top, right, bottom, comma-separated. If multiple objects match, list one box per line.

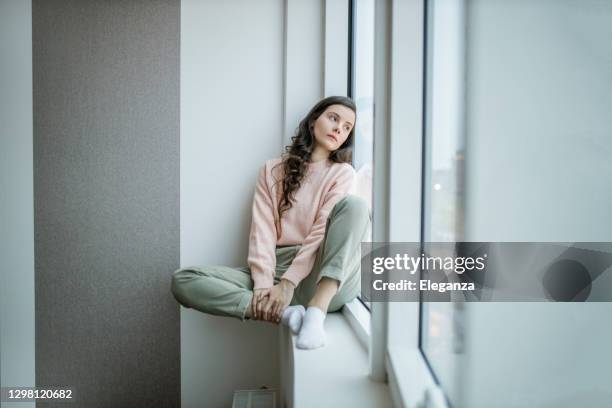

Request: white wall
left=283, top=0, right=325, bottom=144
left=460, top=1, right=612, bottom=407
left=181, top=1, right=290, bottom=406
left=0, top=2, right=35, bottom=408
left=0, top=0, right=334, bottom=406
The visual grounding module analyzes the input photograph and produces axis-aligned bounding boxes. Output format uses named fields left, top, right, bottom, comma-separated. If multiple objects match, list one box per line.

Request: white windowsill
left=284, top=300, right=392, bottom=408
left=341, top=298, right=371, bottom=349
left=387, top=346, right=448, bottom=408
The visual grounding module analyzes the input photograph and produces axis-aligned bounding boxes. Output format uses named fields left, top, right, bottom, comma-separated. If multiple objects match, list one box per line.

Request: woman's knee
left=171, top=269, right=185, bottom=299
left=333, top=195, right=370, bottom=222
left=170, top=268, right=200, bottom=305
left=171, top=267, right=194, bottom=287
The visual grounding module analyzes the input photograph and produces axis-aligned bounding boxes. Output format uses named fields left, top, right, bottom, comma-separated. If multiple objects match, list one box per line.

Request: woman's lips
left=327, top=134, right=338, bottom=142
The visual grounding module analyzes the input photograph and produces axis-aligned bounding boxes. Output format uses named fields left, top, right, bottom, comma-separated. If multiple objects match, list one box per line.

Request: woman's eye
left=329, top=115, right=337, bottom=121
left=344, top=126, right=350, bottom=132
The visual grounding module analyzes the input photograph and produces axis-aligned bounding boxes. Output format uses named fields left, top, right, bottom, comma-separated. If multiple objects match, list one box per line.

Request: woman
left=171, top=96, right=371, bottom=350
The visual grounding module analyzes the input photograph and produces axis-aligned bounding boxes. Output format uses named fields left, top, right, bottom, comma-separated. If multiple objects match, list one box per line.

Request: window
left=419, top=0, right=466, bottom=404
left=349, top=0, right=374, bottom=217
left=349, top=0, right=374, bottom=309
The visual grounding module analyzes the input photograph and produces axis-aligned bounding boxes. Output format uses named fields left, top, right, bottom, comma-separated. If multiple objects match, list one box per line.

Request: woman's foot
left=296, top=306, right=326, bottom=350
left=281, top=305, right=306, bottom=334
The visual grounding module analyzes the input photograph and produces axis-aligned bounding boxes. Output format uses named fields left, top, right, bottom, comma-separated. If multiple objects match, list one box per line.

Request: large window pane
left=421, top=1, right=612, bottom=407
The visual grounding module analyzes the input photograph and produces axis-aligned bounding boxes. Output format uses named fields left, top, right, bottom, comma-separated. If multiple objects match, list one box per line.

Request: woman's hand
left=252, top=288, right=271, bottom=319
left=261, top=279, right=296, bottom=323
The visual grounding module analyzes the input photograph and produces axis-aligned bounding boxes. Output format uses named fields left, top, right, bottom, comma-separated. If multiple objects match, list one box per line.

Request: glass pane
left=351, top=0, right=375, bottom=308
left=421, top=1, right=612, bottom=407
left=420, top=0, right=466, bottom=404
left=351, top=0, right=374, bottom=215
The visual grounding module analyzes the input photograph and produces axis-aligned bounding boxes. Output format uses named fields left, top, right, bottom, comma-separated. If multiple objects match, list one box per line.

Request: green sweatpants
left=171, top=195, right=371, bottom=321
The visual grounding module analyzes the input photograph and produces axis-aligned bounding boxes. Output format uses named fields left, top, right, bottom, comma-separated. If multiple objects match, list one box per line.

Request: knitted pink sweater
left=247, top=156, right=356, bottom=289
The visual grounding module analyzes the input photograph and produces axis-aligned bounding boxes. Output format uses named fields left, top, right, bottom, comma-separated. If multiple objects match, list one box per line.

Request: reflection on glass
left=351, top=0, right=374, bottom=218
left=351, top=0, right=374, bottom=308
left=420, top=0, right=466, bottom=404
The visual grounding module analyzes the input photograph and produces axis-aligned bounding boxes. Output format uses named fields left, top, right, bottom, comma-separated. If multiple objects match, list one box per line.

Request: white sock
left=296, top=307, right=326, bottom=350
left=281, top=305, right=305, bottom=334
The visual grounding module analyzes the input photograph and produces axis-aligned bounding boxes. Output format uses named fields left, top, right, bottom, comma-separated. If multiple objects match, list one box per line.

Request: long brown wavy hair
left=272, top=96, right=356, bottom=223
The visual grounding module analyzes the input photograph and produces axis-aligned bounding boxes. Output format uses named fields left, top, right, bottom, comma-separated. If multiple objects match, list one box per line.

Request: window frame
left=348, top=0, right=374, bottom=312
left=341, top=1, right=452, bottom=405
left=375, top=0, right=450, bottom=406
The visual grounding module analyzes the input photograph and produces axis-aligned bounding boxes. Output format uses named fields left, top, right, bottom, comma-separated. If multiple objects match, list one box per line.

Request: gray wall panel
left=33, top=1, right=180, bottom=406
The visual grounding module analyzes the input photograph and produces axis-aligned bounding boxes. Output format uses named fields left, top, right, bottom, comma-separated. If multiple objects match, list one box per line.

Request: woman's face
left=311, top=104, right=355, bottom=154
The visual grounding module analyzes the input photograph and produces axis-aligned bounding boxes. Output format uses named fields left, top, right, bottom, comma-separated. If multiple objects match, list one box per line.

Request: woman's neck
left=310, top=145, right=330, bottom=163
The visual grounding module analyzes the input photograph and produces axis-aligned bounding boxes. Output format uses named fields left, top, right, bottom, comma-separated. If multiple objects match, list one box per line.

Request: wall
left=0, top=1, right=35, bottom=408
left=1, top=1, right=333, bottom=407
left=32, top=0, right=180, bottom=406
left=180, top=1, right=284, bottom=406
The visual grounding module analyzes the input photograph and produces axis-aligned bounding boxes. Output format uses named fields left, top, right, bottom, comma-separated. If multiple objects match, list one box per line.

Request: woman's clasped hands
left=251, top=278, right=296, bottom=323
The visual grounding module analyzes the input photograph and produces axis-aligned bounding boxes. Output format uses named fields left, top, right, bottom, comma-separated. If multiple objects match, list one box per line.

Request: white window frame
left=372, top=0, right=448, bottom=407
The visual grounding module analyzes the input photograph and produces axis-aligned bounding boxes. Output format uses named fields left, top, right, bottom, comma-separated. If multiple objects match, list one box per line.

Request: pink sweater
left=247, top=156, right=356, bottom=289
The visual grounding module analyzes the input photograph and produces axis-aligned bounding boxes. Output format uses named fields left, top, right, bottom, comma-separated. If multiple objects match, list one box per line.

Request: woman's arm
left=247, top=164, right=278, bottom=291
